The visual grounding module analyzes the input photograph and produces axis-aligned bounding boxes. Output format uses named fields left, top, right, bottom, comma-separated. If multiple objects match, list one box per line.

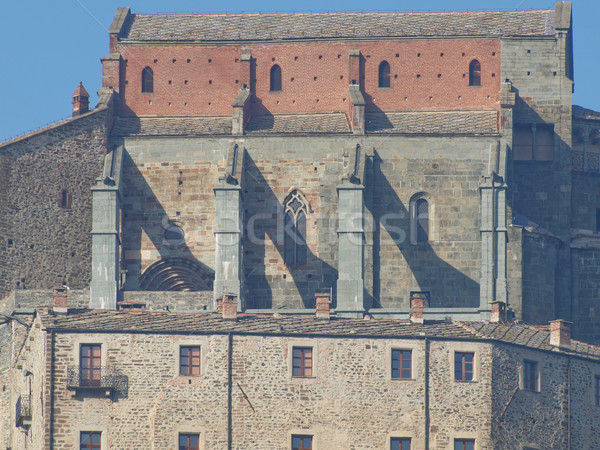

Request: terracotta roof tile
left=112, top=116, right=232, bottom=136
left=36, top=309, right=600, bottom=361
left=123, top=10, right=555, bottom=43
left=245, top=114, right=350, bottom=134
left=366, top=110, right=498, bottom=135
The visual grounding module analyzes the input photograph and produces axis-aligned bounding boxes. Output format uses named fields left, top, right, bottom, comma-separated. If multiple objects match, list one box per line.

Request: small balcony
left=16, top=395, right=31, bottom=428
left=67, top=366, right=125, bottom=397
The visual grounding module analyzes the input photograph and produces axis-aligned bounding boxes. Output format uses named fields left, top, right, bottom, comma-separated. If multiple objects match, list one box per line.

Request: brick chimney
left=410, top=294, right=425, bottom=324
left=72, top=82, right=90, bottom=116
left=315, top=292, right=331, bottom=320
left=549, top=319, right=572, bottom=348
left=53, top=286, right=68, bottom=314
left=222, top=294, right=238, bottom=321
left=490, top=301, right=507, bottom=323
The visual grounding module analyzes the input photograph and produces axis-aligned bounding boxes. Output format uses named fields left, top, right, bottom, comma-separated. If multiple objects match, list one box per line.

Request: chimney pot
left=410, top=294, right=426, bottom=324
left=72, top=82, right=90, bottom=116
left=549, top=319, right=572, bottom=348
left=222, top=294, right=238, bottom=321
left=490, top=301, right=507, bottom=323
left=315, top=292, right=331, bottom=320
left=53, top=286, right=68, bottom=314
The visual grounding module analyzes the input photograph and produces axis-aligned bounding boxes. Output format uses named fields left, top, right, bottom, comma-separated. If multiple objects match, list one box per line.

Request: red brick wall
left=113, top=39, right=501, bottom=117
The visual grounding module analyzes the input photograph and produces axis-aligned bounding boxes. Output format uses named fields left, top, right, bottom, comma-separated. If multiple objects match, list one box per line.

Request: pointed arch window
left=378, top=61, right=391, bottom=88
left=270, top=64, right=282, bottom=91
left=469, top=60, right=481, bottom=86
left=284, top=190, right=308, bottom=266
left=142, top=66, right=154, bottom=93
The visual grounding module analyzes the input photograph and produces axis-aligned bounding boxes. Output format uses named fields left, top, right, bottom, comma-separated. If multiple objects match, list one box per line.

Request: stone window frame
left=73, top=337, right=110, bottom=376
left=519, top=357, right=541, bottom=393
left=453, top=436, right=477, bottom=450
left=448, top=344, right=480, bottom=383
left=178, top=432, right=201, bottom=450
left=409, top=192, right=436, bottom=245
left=270, top=64, right=282, bottom=92
left=389, top=345, right=416, bottom=381
left=173, top=423, right=206, bottom=450
left=289, top=430, right=315, bottom=450
left=173, top=339, right=208, bottom=378
left=288, top=340, right=317, bottom=379
left=388, top=434, right=417, bottom=449
left=283, top=189, right=310, bottom=266
left=521, top=444, right=541, bottom=450
left=179, top=345, right=202, bottom=376
left=74, top=425, right=108, bottom=450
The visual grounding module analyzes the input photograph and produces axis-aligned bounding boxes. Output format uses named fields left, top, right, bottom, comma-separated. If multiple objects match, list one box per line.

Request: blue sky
left=0, top=0, right=597, bottom=142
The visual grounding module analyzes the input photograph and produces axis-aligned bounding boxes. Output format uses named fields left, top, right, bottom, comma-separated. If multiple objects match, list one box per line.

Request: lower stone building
left=3, top=291, right=600, bottom=449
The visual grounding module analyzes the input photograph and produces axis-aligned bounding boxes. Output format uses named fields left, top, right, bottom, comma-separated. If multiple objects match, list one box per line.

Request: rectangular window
left=179, top=433, right=199, bottom=450
left=523, top=360, right=539, bottom=391
left=80, top=344, right=101, bottom=386
left=454, top=352, right=474, bottom=381
left=180, top=346, right=201, bottom=376
left=454, top=439, right=475, bottom=450
left=80, top=431, right=101, bottom=450
left=391, top=437, right=411, bottom=450
left=292, top=347, right=313, bottom=377
left=514, top=124, right=554, bottom=161
left=595, top=376, right=600, bottom=405
left=292, top=435, right=312, bottom=450
left=391, top=350, right=412, bottom=379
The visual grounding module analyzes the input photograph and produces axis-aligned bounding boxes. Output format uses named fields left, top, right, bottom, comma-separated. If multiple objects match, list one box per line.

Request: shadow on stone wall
left=243, top=154, right=337, bottom=309
left=121, top=151, right=214, bottom=293
left=367, top=150, right=480, bottom=308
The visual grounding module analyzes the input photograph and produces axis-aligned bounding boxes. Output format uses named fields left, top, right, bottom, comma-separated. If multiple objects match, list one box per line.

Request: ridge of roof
left=120, top=9, right=556, bottom=43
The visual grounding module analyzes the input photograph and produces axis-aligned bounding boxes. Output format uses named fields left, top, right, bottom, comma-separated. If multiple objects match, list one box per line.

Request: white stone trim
left=172, top=337, right=208, bottom=378
left=288, top=340, right=317, bottom=379
left=388, top=343, right=418, bottom=381
left=449, top=432, right=479, bottom=450
left=173, top=424, right=206, bottom=450
left=74, top=425, right=109, bottom=450
left=289, top=429, right=316, bottom=450
left=448, top=343, right=480, bottom=383
left=388, top=433, right=420, bottom=449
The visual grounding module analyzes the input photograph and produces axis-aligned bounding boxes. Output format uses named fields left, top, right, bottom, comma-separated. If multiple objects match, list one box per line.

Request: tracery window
left=284, top=190, right=308, bottom=266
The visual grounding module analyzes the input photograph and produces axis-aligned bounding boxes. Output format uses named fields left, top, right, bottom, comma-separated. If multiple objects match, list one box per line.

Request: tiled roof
left=573, top=105, right=600, bottom=122
left=365, top=110, right=499, bottom=135
left=245, top=114, right=350, bottom=134
left=122, top=10, right=555, bottom=43
left=112, top=116, right=232, bottom=136
left=36, top=309, right=600, bottom=361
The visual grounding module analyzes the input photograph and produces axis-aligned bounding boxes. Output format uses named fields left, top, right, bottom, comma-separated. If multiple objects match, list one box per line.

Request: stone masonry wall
left=491, top=343, right=600, bottom=449
left=502, top=35, right=573, bottom=320
left=118, top=134, right=491, bottom=310
left=571, top=248, right=600, bottom=343
left=15, top=326, right=598, bottom=449
left=0, top=111, right=108, bottom=299
left=115, top=40, right=500, bottom=118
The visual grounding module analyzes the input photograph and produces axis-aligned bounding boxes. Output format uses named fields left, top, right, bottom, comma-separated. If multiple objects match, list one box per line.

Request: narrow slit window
left=379, top=60, right=391, bottom=88
left=142, top=66, right=154, bottom=93
left=270, top=64, right=282, bottom=91
left=416, top=199, right=429, bottom=243
left=469, top=60, right=481, bottom=86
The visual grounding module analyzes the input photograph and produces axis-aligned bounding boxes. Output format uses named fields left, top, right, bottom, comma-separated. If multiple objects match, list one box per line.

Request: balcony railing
left=67, top=366, right=126, bottom=396
left=16, top=395, right=31, bottom=427
left=573, top=150, right=600, bottom=173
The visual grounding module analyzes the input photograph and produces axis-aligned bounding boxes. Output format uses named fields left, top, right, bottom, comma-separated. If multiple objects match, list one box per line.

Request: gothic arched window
left=142, top=66, right=154, bottom=93
left=469, top=60, right=481, bottom=86
left=270, top=64, right=282, bottom=92
left=284, top=190, right=308, bottom=266
left=378, top=61, right=391, bottom=88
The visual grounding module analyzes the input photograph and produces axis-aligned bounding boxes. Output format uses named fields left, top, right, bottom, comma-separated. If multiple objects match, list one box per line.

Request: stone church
left=2, top=2, right=600, bottom=448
